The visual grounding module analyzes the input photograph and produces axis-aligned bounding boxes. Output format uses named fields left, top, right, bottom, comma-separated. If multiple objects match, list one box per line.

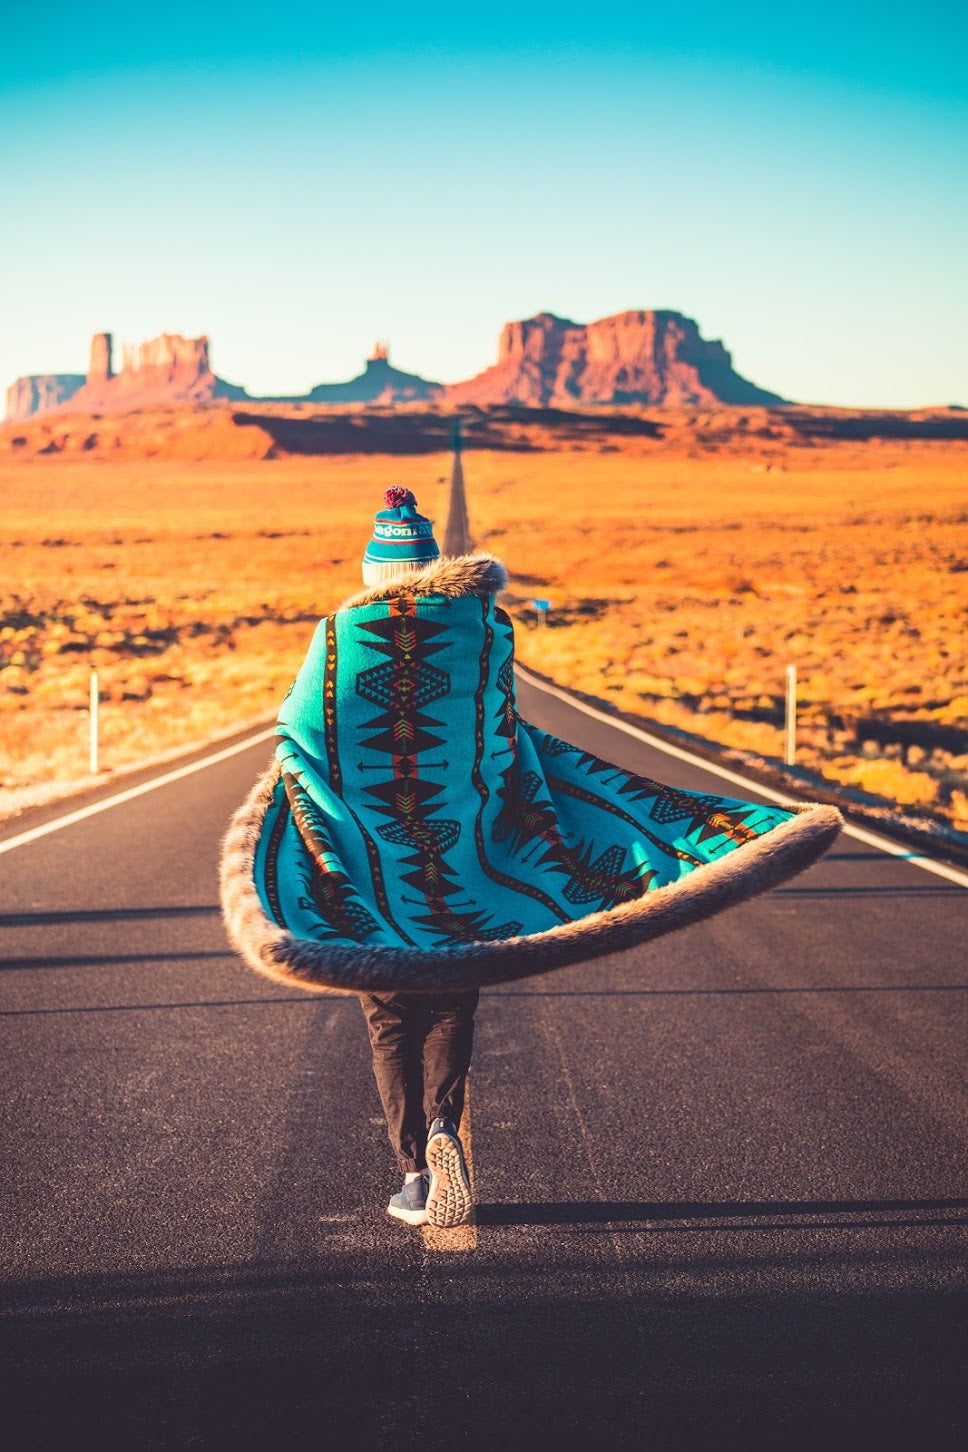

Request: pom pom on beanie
left=383, top=486, right=416, bottom=509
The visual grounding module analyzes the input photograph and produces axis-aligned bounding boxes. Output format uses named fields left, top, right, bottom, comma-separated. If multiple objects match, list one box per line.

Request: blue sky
left=2, top=3, right=966, bottom=407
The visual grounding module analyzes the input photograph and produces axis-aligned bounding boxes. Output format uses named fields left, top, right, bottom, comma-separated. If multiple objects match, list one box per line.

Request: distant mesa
left=5, top=310, right=786, bottom=421
left=4, top=334, right=439, bottom=420
left=4, top=332, right=252, bottom=421
left=443, top=310, right=785, bottom=408
left=62, top=331, right=250, bottom=414
left=6, top=372, right=87, bottom=420
left=252, top=339, right=440, bottom=405
left=301, top=342, right=440, bottom=405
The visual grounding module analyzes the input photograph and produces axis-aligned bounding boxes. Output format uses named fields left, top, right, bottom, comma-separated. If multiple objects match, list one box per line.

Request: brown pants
left=359, top=989, right=479, bottom=1173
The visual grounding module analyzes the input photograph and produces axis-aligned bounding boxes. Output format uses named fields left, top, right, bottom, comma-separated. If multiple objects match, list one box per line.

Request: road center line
left=0, top=729, right=276, bottom=857
left=514, top=662, right=968, bottom=890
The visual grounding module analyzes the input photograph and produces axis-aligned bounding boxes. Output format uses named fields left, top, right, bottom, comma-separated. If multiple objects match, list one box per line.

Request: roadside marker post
left=784, top=664, right=797, bottom=766
left=531, top=598, right=552, bottom=628
left=89, top=669, right=100, bottom=775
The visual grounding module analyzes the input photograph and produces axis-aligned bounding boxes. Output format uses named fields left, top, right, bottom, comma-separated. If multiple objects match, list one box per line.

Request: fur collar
left=338, top=552, right=507, bottom=611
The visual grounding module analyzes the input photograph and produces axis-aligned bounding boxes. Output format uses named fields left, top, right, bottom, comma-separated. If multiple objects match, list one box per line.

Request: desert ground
left=1, top=426, right=966, bottom=833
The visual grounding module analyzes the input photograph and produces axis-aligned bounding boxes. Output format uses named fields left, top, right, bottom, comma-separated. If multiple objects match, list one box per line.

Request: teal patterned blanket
left=218, top=551, right=843, bottom=998
left=221, top=556, right=841, bottom=990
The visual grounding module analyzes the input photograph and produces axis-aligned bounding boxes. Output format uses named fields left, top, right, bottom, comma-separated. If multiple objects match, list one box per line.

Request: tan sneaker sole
left=425, top=1132, right=473, bottom=1227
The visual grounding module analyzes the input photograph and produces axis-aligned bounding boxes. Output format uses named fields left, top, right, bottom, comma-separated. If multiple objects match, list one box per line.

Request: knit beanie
left=361, top=487, right=440, bottom=586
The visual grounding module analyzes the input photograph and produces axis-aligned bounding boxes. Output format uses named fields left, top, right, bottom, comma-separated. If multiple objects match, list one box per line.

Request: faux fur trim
left=220, top=758, right=844, bottom=996
left=338, top=553, right=508, bottom=611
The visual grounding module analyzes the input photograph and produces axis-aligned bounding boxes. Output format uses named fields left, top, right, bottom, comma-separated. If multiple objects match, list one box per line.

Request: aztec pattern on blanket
left=258, top=589, right=796, bottom=950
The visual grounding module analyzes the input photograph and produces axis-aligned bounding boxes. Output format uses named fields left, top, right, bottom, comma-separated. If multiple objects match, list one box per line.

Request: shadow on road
left=0, top=905, right=222, bottom=927
left=2, top=1255, right=965, bottom=1450
left=490, top=984, right=968, bottom=997
left=477, top=1196, right=968, bottom=1230
left=0, top=995, right=324, bottom=1016
left=772, top=884, right=965, bottom=896
left=0, top=950, right=235, bottom=971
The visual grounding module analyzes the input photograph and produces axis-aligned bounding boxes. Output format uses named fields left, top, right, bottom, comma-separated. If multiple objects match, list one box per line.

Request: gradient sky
left=2, top=2, right=966, bottom=408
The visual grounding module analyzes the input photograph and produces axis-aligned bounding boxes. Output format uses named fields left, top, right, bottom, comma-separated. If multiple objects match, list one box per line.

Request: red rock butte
left=70, top=332, right=250, bottom=412
left=444, top=311, right=785, bottom=408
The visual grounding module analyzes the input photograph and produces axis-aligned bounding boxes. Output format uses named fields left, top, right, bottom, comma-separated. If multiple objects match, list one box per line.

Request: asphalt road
left=1, top=673, right=966, bottom=1450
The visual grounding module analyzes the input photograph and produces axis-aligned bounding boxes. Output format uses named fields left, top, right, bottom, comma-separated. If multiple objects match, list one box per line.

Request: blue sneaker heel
left=386, top=1172, right=429, bottom=1226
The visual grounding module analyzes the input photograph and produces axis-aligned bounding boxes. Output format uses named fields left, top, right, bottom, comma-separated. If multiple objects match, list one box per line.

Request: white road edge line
left=3, top=672, right=966, bottom=892
left=514, top=662, right=968, bottom=891
left=0, top=728, right=277, bottom=857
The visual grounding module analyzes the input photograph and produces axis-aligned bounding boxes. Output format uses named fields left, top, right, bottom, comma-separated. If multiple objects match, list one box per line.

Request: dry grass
left=1, top=442, right=966, bottom=830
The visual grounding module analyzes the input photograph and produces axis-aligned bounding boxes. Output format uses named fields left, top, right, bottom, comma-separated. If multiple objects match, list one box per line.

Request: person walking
left=352, top=486, right=475, bottom=1228
left=360, top=988, right=475, bottom=1227
left=222, top=489, right=842, bottom=1235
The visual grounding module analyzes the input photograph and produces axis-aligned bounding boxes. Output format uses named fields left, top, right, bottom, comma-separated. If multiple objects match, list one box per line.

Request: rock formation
left=88, top=331, right=114, bottom=383
left=5, top=336, right=437, bottom=419
left=6, top=333, right=250, bottom=419
left=64, top=333, right=250, bottom=412
left=5, top=311, right=787, bottom=420
left=5, top=374, right=86, bottom=422
left=302, top=344, right=440, bottom=405
left=444, top=310, right=785, bottom=407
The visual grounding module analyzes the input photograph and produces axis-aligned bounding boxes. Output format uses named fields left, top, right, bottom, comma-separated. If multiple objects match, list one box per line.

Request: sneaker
left=386, top=1172, right=430, bottom=1226
left=425, top=1117, right=474, bottom=1228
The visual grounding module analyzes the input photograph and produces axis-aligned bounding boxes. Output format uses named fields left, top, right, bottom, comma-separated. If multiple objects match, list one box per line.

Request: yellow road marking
left=421, top=1078, right=478, bottom=1253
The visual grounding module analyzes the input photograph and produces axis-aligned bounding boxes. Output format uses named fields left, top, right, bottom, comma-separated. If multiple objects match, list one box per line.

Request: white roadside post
left=784, top=663, right=797, bottom=766
left=89, top=668, right=100, bottom=775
